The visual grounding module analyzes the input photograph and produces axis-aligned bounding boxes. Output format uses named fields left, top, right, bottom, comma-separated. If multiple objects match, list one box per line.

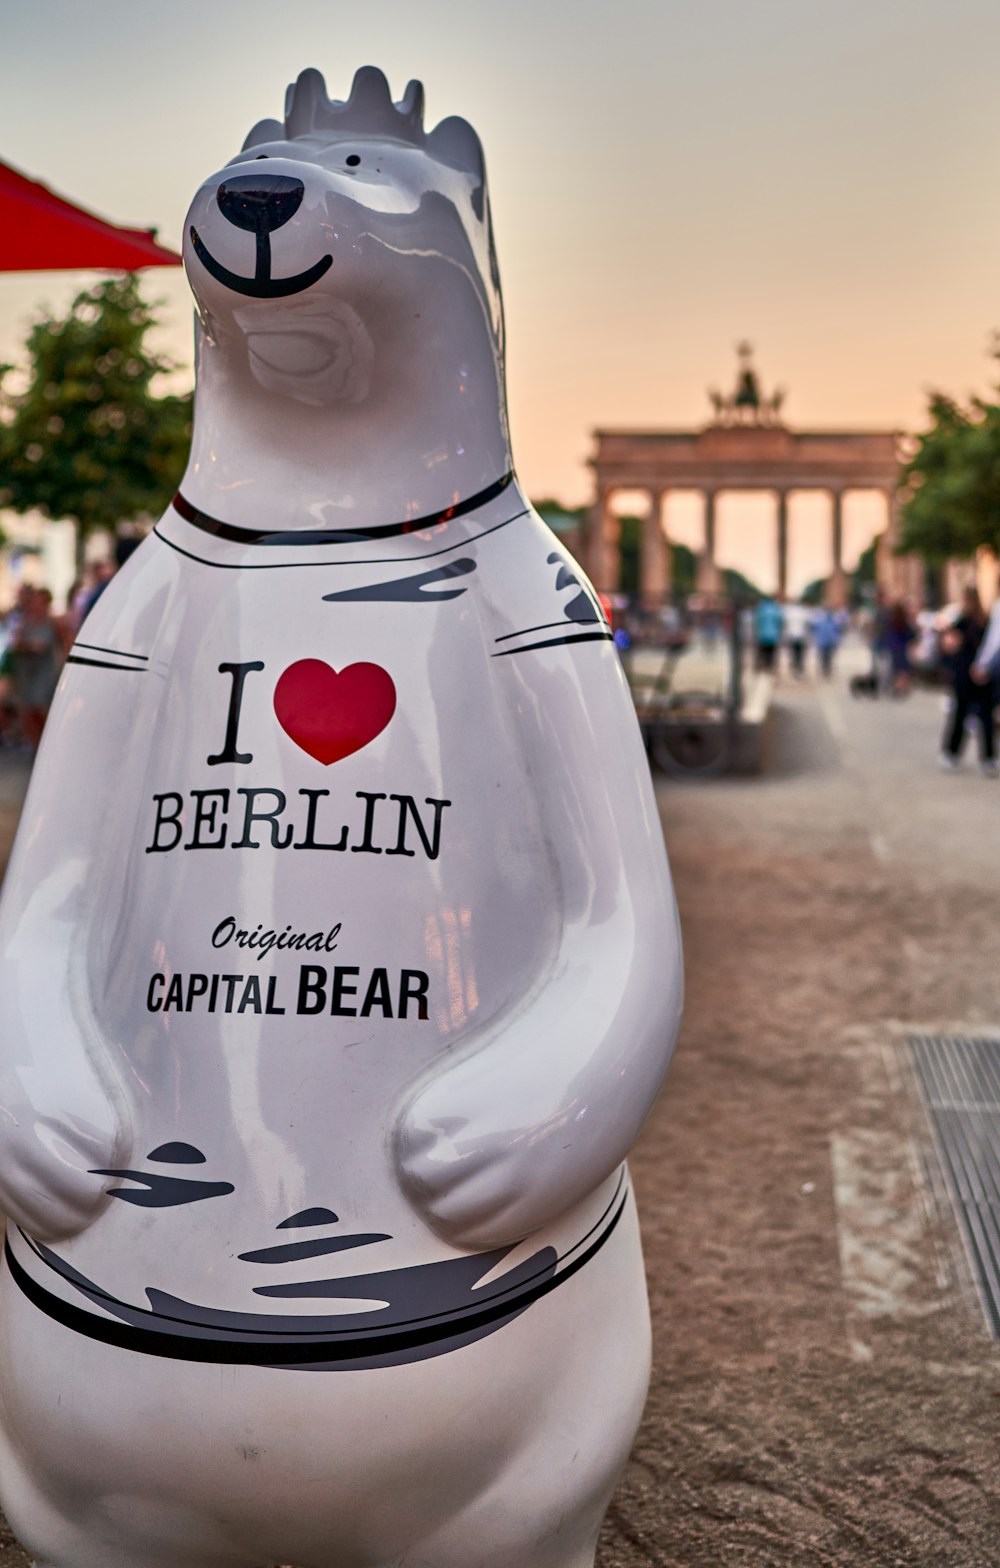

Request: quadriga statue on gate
left=0, top=67, right=682, bottom=1568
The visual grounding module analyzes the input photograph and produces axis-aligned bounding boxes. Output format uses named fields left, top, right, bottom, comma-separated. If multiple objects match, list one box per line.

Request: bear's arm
left=0, top=556, right=168, bottom=1241
left=395, top=637, right=682, bottom=1249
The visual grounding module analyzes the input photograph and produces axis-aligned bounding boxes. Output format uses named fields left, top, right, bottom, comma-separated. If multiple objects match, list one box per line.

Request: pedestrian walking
left=939, top=588, right=997, bottom=774
left=869, top=588, right=891, bottom=692
left=782, top=600, right=811, bottom=678
left=811, top=606, right=841, bottom=678
left=885, top=601, right=917, bottom=696
left=754, top=595, right=783, bottom=672
left=78, top=558, right=116, bottom=622
left=10, top=587, right=60, bottom=751
left=971, top=575, right=1000, bottom=682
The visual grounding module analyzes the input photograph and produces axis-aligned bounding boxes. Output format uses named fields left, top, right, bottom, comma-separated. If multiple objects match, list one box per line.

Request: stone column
left=826, top=489, right=847, bottom=606
left=589, top=485, right=620, bottom=592
left=641, top=490, right=671, bottom=605
left=697, top=489, right=721, bottom=594
left=776, top=490, right=789, bottom=598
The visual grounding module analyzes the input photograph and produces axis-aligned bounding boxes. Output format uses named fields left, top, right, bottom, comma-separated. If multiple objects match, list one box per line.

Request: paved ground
left=1, top=653, right=999, bottom=1564
left=599, top=647, right=1000, bottom=1566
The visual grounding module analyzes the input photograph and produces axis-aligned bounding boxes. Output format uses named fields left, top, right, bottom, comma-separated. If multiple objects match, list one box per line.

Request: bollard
left=0, top=66, right=683, bottom=1568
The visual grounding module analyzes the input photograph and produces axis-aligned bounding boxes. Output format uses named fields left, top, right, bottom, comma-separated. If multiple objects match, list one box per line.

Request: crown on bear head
left=241, top=66, right=484, bottom=178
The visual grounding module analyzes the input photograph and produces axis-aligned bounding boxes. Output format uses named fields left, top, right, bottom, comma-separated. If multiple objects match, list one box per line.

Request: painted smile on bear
left=189, top=226, right=333, bottom=300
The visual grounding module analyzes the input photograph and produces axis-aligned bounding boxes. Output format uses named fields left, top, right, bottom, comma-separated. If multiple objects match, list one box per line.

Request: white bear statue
left=0, top=66, right=682, bottom=1568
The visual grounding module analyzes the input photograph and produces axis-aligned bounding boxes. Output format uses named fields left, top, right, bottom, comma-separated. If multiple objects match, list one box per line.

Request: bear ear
left=241, top=117, right=284, bottom=151
left=427, top=115, right=485, bottom=179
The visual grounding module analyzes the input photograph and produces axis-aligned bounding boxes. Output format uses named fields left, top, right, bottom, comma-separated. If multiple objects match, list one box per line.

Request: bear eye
left=346, top=154, right=361, bottom=168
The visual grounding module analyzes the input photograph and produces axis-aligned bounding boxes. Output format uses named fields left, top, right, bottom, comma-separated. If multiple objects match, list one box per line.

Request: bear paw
left=394, top=1099, right=564, bottom=1252
left=0, top=1114, right=118, bottom=1242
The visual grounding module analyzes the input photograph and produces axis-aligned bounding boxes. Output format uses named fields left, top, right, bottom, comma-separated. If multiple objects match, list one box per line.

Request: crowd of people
left=0, top=559, right=119, bottom=752
left=4, top=559, right=1000, bottom=783
left=751, top=586, right=1000, bottom=779
left=860, top=587, right=1000, bottom=775
left=752, top=596, right=849, bottom=679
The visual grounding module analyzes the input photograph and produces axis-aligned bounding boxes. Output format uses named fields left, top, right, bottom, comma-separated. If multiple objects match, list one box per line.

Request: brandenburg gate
left=586, top=348, right=919, bottom=603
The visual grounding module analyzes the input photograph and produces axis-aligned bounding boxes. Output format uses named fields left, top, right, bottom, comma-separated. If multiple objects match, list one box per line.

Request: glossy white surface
left=0, top=66, right=682, bottom=1568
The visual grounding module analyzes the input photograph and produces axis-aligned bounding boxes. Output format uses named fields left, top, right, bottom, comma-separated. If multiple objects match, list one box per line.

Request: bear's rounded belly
left=0, top=1189, right=648, bottom=1564
left=48, top=565, right=577, bottom=1326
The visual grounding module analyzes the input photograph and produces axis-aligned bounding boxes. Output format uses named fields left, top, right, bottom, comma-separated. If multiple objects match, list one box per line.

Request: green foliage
left=670, top=539, right=697, bottom=595
left=801, top=576, right=827, bottom=606
left=669, top=539, right=760, bottom=600
left=720, top=561, right=763, bottom=601
left=853, top=533, right=880, bottom=587
left=899, top=378, right=1000, bottom=564
left=531, top=498, right=583, bottom=523
left=847, top=532, right=882, bottom=605
left=532, top=500, right=586, bottom=549
left=618, top=515, right=641, bottom=593
left=612, top=525, right=763, bottom=600
left=536, top=503, right=770, bottom=600
left=0, top=276, right=191, bottom=547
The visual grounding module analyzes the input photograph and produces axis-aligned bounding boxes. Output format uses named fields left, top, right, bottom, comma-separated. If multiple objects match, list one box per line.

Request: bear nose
left=216, top=174, right=305, bottom=236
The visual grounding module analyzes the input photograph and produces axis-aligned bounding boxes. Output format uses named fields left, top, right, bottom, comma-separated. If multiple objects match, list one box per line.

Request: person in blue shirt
left=811, top=607, right=842, bottom=679
left=754, top=596, right=783, bottom=672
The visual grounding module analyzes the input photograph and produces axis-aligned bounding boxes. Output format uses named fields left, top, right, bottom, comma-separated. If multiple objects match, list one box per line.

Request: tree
left=0, top=275, right=191, bottom=567
left=899, top=370, right=1000, bottom=565
left=801, top=576, right=827, bottom=606
left=618, top=515, right=641, bottom=592
left=610, top=528, right=762, bottom=601
left=850, top=533, right=882, bottom=606
left=718, top=561, right=762, bottom=601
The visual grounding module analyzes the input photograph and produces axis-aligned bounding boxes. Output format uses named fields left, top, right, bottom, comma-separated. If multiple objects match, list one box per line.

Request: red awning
left=0, top=159, right=181, bottom=272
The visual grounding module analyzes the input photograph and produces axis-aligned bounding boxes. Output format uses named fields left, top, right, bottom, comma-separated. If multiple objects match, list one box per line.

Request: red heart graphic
left=273, top=659, right=397, bottom=765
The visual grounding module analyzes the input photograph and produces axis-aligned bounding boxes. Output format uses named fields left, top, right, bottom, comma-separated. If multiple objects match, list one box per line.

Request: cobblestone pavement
left=1, top=665, right=1000, bottom=1565
left=599, top=662, right=1000, bottom=1567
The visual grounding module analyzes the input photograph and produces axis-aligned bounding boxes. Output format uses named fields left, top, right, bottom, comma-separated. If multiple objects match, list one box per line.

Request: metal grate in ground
left=909, top=1034, right=1000, bottom=1337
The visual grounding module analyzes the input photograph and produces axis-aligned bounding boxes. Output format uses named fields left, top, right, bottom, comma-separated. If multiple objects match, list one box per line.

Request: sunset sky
left=2, top=0, right=999, bottom=591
